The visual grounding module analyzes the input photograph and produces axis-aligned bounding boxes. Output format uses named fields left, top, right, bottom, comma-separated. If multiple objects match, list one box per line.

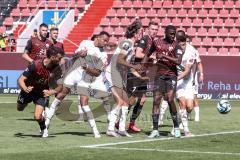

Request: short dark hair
left=177, top=35, right=186, bottom=42
left=98, top=31, right=110, bottom=38
left=91, top=35, right=98, bottom=41
left=34, top=29, right=37, bottom=32
left=176, top=30, right=186, bottom=41
left=165, top=25, right=176, bottom=33
left=39, top=23, right=48, bottom=29
left=47, top=45, right=64, bottom=58
left=185, top=34, right=192, bottom=42
left=148, top=21, right=158, bottom=27
left=50, top=27, right=58, bottom=32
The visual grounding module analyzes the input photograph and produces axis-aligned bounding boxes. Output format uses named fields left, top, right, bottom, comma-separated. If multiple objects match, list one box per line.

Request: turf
left=0, top=95, right=239, bottom=160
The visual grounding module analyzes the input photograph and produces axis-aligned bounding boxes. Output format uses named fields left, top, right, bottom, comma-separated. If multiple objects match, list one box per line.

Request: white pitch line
left=85, top=146, right=240, bottom=156
left=82, top=130, right=240, bottom=148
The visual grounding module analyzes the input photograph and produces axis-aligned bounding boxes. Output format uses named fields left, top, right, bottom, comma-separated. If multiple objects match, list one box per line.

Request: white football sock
left=81, top=105, right=96, bottom=128
left=47, top=98, right=61, bottom=120
left=108, top=106, right=121, bottom=131
left=194, top=106, right=200, bottom=121
left=159, top=100, right=168, bottom=124
left=103, top=100, right=111, bottom=121
left=179, top=109, right=189, bottom=133
left=119, top=106, right=129, bottom=132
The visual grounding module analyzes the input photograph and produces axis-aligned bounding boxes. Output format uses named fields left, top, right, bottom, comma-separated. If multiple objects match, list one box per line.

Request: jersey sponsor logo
left=177, top=49, right=183, bottom=55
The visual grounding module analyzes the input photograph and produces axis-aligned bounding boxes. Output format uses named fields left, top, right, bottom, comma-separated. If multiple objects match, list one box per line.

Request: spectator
left=8, top=33, right=16, bottom=52
left=32, top=29, right=38, bottom=38
left=0, top=33, right=7, bottom=51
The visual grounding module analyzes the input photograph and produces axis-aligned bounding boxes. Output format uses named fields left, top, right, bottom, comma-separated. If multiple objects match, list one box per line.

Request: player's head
left=185, top=34, right=192, bottom=44
left=39, top=23, right=48, bottom=40
left=148, top=21, right=159, bottom=38
left=125, top=20, right=143, bottom=41
left=50, top=27, right=59, bottom=41
left=177, top=34, right=187, bottom=52
left=176, top=30, right=186, bottom=41
left=165, top=25, right=176, bottom=43
left=46, top=45, right=64, bottom=67
left=95, top=31, right=110, bottom=48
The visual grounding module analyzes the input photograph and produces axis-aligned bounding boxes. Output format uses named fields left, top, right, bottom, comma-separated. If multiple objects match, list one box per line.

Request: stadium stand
left=0, top=0, right=239, bottom=55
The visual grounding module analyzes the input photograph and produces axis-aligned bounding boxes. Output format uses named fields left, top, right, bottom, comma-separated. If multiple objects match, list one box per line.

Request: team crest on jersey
left=140, top=39, right=145, bottom=44
left=119, top=40, right=133, bottom=51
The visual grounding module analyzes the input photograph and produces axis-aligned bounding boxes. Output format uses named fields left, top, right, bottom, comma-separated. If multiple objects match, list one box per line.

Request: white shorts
left=176, top=79, right=194, bottom=100
left=63, top=67, right=84, bottom=88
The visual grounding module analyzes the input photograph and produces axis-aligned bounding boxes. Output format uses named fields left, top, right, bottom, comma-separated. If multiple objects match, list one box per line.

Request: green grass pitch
left=0, top=94, right=240, bottom=160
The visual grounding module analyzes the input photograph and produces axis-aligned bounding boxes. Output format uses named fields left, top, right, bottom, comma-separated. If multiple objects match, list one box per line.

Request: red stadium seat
left=219, top=28, right=229, bottom=37
left=229, top=28, right=239, bottom=37
left=213, top=18, right=224, bottom=27
left=162, top=0, right=172, bottom=9
left=212, top=38, right=223, bottom=46
left=194, top=0, right=203, bottom=9
left=235, top=1, right=240, bottom=9
left=153, top=1, right=162, bottom=9
left=109, top=36, right=118, bottom=43
left=235, top=18, right=240, bottom=27
left=161, top=18, right=171, bottom=27
left=187, top=27, right=196, bottom=36
left=219, top=48, right=229, bottom=55
left=100, top=18, right=110, bottom=26
left=22, top=8, right=30, bottom=17
left=202, top=38, right=212, bottom=47
left=214, top=0, right=223, bottom=9
left=28, top=0, right=37, bottom=9
left=48, top=1, right=57, bottom=9
left=58, top=1, right=67, bottom=9
left=132, top=0, right=142, bottom=9
left=93, top=27, right=102, bottom=35
left=192, top=18, right=202, bottom=27
left=172, top=18, right=181, bottom=27
left=142, top=0, right=152, bottom=9
left=173, top=0, right=182, bottom=9
left=112, top=0, right=122, bottom=9
left=182, top=18, right=192, bottom=27
left=110, top=17, right=120, bottom=26
left=204, top=0, right=213, bottom=9
left=167, top=9, right=177, bottom=18
left=114, top=27, right=124, bottom=36
left=0, top=26, right=6, bottom=33
left=197, top=27, right=207, bottom=37
left=192, top=37, right=202, bottom=46
left=203, top=18, right=213, bottom=27
left=197, top=47, right=207, bottom=55
left=11, top=8, right=21, bottom=18
left=116, top=8, right=126, bottom=17
left=3, top=17, right=13, bottom=26
left=235, top=39, right=240, bottom=47
left=126, top=8, right=136, bottom=17
left=157, top=9, right=167, bottom=18
left=208, top=9, right=218, bottom=18
left=198, top=9, right=208, bottom=18
left=208, top=47, right=218, bottom=55
left=224, top=38, right=234, bottom=47
left=76, top=0, right=85, bottom=8
left=120, top=17, right=130, bottom=26
left=151, top=18, right=160, bottom=24
left=18, top=0, right=28, bottom=9
left=137, top=8, right=146, bottom=17
left=224, top=18, right=234, bottom=27
left=229, top=9, right=239, bottom=19
left=147, top=9, right=156, bottom=18
left=106, top=9, right=116, bottom=18
left=123, top=0, right=132, bottom=9
left=219, top=9, right=229, bottom=18
left=157, top=27, right=164, bottom=36
left=229, top=48, right=239, bottom=55
left=188, top=9, right=197, bottom=18
left=208, top=28, right=218, bottom=37
left=178, top=9, right=187, bottom=18
left=104, top=27, right=113, bottom=34
left=183, top=0, right=192, bottom=9
left=142, top=17, right=150, bottom=27
left=224, top=0, right=234, bottom=9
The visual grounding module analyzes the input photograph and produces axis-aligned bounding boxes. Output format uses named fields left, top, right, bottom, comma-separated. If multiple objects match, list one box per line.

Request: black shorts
left=126, top=72, right=147, bottom=95
left=17, top=90, right=49, bottom=108
left=153, top=74, right=177, bottom=93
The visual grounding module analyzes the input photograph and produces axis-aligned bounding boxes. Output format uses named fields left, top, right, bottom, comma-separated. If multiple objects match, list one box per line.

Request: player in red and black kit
left=127, top=21, right=159, bottom=132
left=49, top=27, right=64, bottom=51
left=22, top=23, right=52, bottom=63
left=148, top=25, right=183, bottom=138
left=17, top=46, right=64, bottom=138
